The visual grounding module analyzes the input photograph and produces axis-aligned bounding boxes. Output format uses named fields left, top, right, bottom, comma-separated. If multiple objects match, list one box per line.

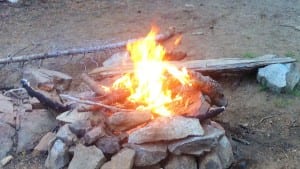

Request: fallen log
left=89, top=55, right=296, bottom=77
left=0, top=28, right=175, bottom=65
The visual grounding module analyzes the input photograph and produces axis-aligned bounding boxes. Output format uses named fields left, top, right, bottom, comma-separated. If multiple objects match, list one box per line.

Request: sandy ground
left=0, top=0, right=300, bottom=169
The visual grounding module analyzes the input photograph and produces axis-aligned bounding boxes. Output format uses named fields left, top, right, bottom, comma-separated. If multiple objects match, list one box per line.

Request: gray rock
left=164, top=155, right=197, bottom=169
left=56, top=109, right=93, bottom=124
left=0, top=122, right=15, bottom=159
left=133, top=164, right=161, bottom=169
left=168, top=124, right=225, bottom=156
left=68, top=144, right=106, bottom=169
left=257, top=63, right=300, bottom=92
left=23, top=68, right=72, bottom=91
left=216, top=136, right=234, bottom=169
left=45, top=139, right=70, bottom=169
left=17, top=109, right=57, bottom=152
left=34, top=132, right=56, bottom=154
left=199, top=151, right=222, bottom=169
left=0, top=155, right=13, bottom=167
left=101, top=148, right=135, bottom=169
left=102, top=51, right=131, bottom=67
left=0, top=95, right=13, bottom=114
left=128, top=116, right=204, bottom=144
left=108, top=111, right=152, bottom=131
left=69, top=120, right=92, bottom=137
left=23, top=104, right=33, bottom=112
left=56, top=124, right=78, bottom=146
left=95, top=136, right=120, bottom=156
left=125, top=143, right=167, bottom=167
left=83, top=126, right=106, bottom=145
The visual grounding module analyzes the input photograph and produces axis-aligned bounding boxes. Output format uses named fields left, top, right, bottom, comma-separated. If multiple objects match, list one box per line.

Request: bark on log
left=0, top=28, right=175, bottom=65
left=89, top=56, right=296, bottom=77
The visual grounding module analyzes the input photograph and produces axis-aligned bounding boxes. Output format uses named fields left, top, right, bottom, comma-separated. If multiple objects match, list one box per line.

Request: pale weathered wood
left=0, top=28, right=175, bottom=65
left=89, top=56, right=296, bottom=77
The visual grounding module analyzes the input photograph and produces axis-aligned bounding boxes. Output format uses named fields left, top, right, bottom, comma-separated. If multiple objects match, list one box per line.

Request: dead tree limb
left=0, top=28, right=175, bottom=65
left=89, top=56, right=296, bottom=77
left=81, top=73, right=107, bottom=96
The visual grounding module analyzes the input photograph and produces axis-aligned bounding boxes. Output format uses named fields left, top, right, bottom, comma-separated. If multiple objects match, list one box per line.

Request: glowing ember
left=112, top=27, right=192, bottom=116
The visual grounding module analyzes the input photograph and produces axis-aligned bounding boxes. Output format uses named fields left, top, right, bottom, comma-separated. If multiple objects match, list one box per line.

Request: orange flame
left=113, top=27, right=191, bottom=116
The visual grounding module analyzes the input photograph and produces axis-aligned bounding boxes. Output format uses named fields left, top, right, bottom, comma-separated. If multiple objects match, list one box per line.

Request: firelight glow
left=112, top=27, right=191, bottom=116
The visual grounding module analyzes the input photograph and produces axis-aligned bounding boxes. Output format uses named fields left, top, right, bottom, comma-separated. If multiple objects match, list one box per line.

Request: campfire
left=18, top=27, right=233, bottom=169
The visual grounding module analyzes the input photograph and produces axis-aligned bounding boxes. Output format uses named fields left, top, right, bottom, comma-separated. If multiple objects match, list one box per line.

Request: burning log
left=20, top=79, right=70, bottom=113
left=0, top=28, right=175, bottom=65
left=81, top=73, right=107, bottom=96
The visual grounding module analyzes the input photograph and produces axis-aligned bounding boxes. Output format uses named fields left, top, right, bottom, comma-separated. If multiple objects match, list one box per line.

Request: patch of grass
left=273, top=98, right=292, bottom=108
left=284, top=51, right=296, bottom=58
left=259, top=83, right=268, bottom=92
left=242, top=52, right=256, bottom=58
left=287, top=85, right=300, bottom=97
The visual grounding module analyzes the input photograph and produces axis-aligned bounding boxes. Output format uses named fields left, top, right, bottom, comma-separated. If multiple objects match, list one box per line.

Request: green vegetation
left=242, top=52, right=256, bottom=58
left=284, top=51, right=296, bottom=58
left=273, top=97, right=291, bottom=108
left=287, top=85, right=300, bottom=97
left=259, top=83, right=268, bottom=92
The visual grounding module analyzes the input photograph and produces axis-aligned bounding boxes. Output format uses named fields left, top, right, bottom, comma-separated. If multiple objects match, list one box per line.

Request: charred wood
left=20, top=79, right=70, bottom=113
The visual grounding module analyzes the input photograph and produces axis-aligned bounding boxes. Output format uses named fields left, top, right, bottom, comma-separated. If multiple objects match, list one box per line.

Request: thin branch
left=0, top=28, right=175, bottom=65
left=60, top=94, right=132, bottom=112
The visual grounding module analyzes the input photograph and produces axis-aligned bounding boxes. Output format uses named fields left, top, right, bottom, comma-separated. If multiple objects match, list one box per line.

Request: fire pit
left=41, top=27, right=233, bottom=169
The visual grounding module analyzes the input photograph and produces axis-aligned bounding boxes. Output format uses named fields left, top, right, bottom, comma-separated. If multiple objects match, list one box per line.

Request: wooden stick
left=89, top=56, right=296, bottom=77
left=0, top=28, right=175, bottom=65
left=81, top=73, right=107, bottom=96
left=60, top=94, right=132, bottom=112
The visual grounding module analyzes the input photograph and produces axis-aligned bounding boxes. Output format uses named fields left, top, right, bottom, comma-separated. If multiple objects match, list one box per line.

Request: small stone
left=69, top=120, right=92, bottom=137
left=95, top=136, right=120, bottom=156
left=83, top=126, right=106, bottom=145
left=133, top=164, right=161, bottom=169
left=128, top=116, right=204, bottom=144
left=101, top=148, right=135, bottom=169
left=168, top=124, right=224, bottom=156
left=0, top=155, right=13, bottom=167
left=125, top=143, right=167, bottom=167
left=23, top=68, right=72, bottom=92
left=198, top=151, right=222, bottom=169
left=68, top=144, right=106, bottom=169
left=56, top=109, right=93, bottom=124
left=17, top=109, right=57, bottom=153
left=257, top=63, right=300, bottom=92
left=45, top=139, right=70, bottom=169
left=102, top=52, right=131, bottom=67
left=108, top=111, right=152, bottom=131
left=0, top=122, right=15, bottom=159
left=164, top=155, right=197, bottom=169
left=34, top=132, right=56, bottom=154
left=216, top=136, right=234, bottom=168
left=56, top=124, right=78, bottom=146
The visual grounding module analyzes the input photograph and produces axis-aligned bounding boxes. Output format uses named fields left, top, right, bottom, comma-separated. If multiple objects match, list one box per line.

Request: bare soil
left=1, top=0, right=300, bottom=169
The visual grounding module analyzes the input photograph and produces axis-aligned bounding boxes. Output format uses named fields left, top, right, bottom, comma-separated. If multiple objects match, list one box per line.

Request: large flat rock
left=101, top=148, right=135, bottom=169
left=108, top=111, right=152, bottom=131
left=125, top=143, right=167, bottom=167
left=128, top=116, right=203, bottom=144
left=45, top=139, right=70, bottom=169
left=17, top=109, right=57, bottom=152
left=68, top=144, right=106, bottom=169
left=168, top=124, right=225, bottom=155
left=0, top=122, right=15, bottom=159
left=164, top=155, right=197, bottom=169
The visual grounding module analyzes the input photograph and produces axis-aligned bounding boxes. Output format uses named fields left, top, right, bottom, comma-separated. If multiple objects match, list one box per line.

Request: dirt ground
left=0, top=0, right=300, bottom=169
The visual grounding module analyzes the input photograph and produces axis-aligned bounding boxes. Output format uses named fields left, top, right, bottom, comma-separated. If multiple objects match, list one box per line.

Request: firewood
left=190, top=72, right=227, bottom=107
left=60, top=94, right=132, bottom=112
left=0, top=28, right=175, bottom=65
left=81, top=73, right=107, bottom=96
left=89, top=56, right=296, bottom=77
left=185, top=106, right=225, bottom=121
left=21, top=79, right=70, bottom=113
